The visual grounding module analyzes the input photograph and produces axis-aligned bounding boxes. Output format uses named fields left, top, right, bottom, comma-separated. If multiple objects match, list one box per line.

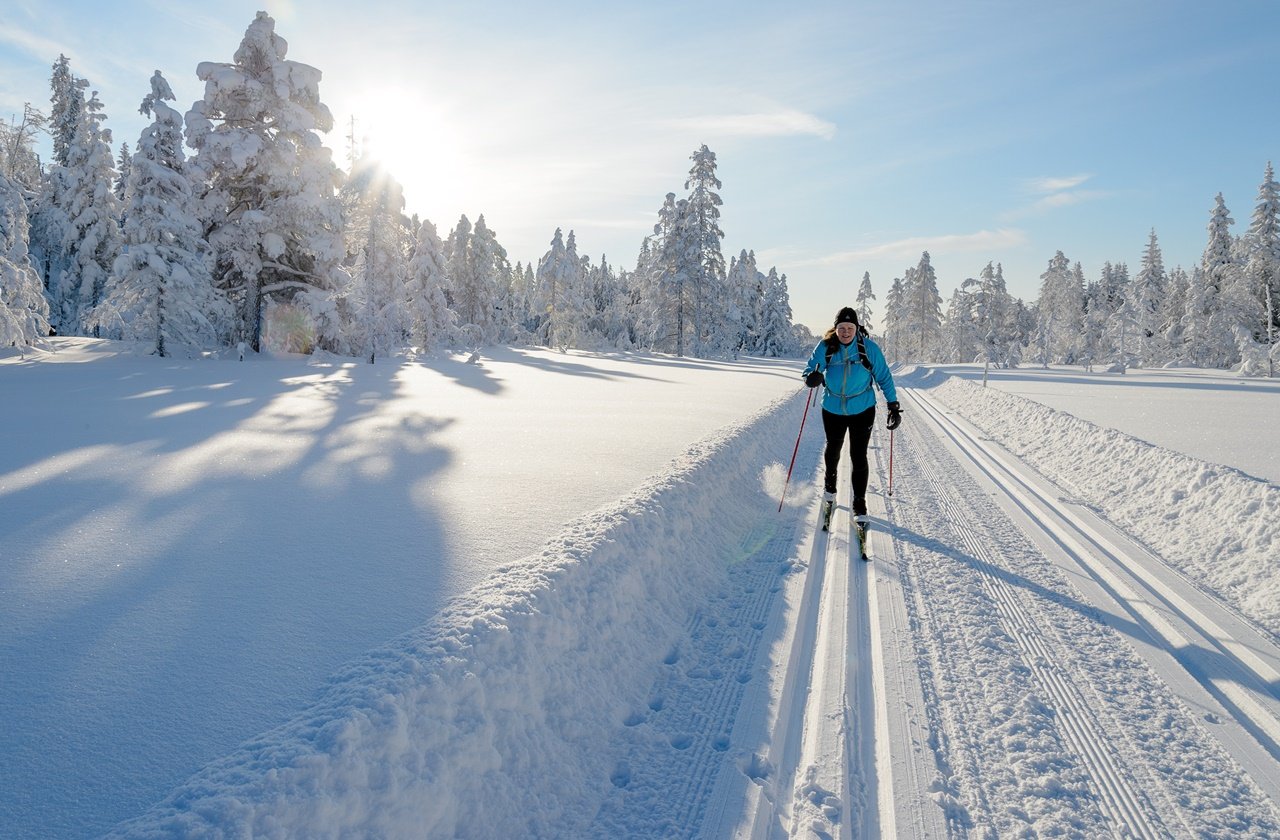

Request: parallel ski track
left=908, top=385, right=1280, bottom=829
left=906, top=390, right=1163, bottom=840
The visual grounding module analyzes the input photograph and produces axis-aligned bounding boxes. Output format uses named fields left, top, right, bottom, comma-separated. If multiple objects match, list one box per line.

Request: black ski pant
left=821, top=406, right=875, bottom=515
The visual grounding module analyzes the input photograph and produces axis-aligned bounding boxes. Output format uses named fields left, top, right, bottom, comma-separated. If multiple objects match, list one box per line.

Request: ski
left=821, top=499, right=835, bottom=531
left=855, top=518, right=870, bottom=561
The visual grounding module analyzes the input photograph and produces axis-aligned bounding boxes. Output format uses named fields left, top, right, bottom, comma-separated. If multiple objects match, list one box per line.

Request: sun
left=338, top=85, right=470, bottom=227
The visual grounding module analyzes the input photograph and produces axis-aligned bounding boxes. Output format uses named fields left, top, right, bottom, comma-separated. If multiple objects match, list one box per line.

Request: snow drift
left=919, top=368, right=1280, bottom=638
left=107, top=389, right=811, bottom=838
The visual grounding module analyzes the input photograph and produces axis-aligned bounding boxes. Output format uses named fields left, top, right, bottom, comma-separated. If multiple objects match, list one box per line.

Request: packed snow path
left=736, top=382, right=1280, bottom=838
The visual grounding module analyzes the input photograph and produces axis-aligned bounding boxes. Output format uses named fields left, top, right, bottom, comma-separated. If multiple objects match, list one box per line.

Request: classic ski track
left=588, top=515, right=807, bottom=838
left=909, top=387, right=1280, bottom=797
left=905, top=395, right=1163, bottom=840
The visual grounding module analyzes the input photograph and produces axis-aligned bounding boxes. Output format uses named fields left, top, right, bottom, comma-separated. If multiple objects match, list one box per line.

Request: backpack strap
left=827, top=334, right=873, bottom=374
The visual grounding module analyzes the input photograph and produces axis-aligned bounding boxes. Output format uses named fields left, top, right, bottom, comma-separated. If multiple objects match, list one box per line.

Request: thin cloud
left=804, top=228, right=1029, bottom=265
left=1026, top=174, right=1093, bottom=193
left=659, top=110, right=837, bottom=141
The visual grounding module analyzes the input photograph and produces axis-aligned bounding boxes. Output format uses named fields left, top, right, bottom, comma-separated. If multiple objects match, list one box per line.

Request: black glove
left=804, top=370, right=825, bottom=388
left=886, top=401, right=902, bottom=430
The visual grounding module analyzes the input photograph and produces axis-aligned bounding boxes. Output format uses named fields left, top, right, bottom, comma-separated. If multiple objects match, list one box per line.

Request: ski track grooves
left=908, top=392, right=1161, bottom=840
left=905, top=384, right=1280, bottom=835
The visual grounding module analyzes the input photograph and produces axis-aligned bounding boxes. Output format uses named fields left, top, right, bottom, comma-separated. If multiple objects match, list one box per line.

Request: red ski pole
left=778, top=387, right=816, bottom=512
left=888, top=428, right=895, bottom=497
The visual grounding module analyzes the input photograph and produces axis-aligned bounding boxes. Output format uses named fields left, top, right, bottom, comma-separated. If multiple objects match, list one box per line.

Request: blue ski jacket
left=802, top=336, right=897, bottom=416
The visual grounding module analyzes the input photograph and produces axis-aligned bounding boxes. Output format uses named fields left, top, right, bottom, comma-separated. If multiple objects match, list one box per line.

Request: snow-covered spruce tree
left=1244, top=162, right=1280, bottom=368
left=48, top=55, right=83, bottom=169
left=758, top=267, right=795, bottom=358
left=114, top=142, right=131, bottom=203
left=897, top=251, right=944, bottom=363
left=883, top=275, right=904, bottom=364
left=1159, top=266, right=1190, bottom=360
left=404, top=218, right=456, bottom=353
left=725, top=249, right=760, bottom=353
left=1133, top=229, right=1167, bottom=367
left=89, top=71, right=228, bottom=356
left=1200, top=193, right=1250, bottom=367
left=534, top=227, right=587, bottom=350
left=855, top=271, right=875, bottom=334
left=941, top=284, right=980, bottom=363
left=642, top=192, right=687, bottom=354
left=1031, top=250, right=1083, bottom=366
left=681, top=145, right=727, bottom=356
left=61, top=89, right=122, bottom=336
left=469, top=215, right=510, bottom=343
left=0, top=170, right=51, bottom=346
left=340, top=153, right=412, bottom=363
left=186, top=11, right=346, bottom=353
left=970, top=262, right=1019, bottom=367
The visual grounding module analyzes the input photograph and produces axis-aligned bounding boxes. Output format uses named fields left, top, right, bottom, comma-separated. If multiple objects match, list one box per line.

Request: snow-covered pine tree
left=114, top=142, right=131, bottom=203
left=1032, top=250, right=1083, bottom=366
left=90, top=71, right=228, bottom=356
left=60, top=89, right=122, bottom=335
left=725, top=249, right=759, bottom=354
left=186, top=11, right=346, bottom=353
left=1160, top=266, right=1190, bottom=360
left=758, top=267, right=795, bottom=358
left=1201, top=193, right=1250, bottom=367
left=341, top=153, right=411, bottom=363
left=0, top=170, right=51, bottom=346
left=1244, top=162, right=1280, bottom=370
left=883, top=275, right=904, bottom=364
left=645, top=192, right=687, bottom=354
left=404, top=218, right=455, bottom=353
left=855, top=271, right=875, bottom=334
left=1133, top=229, right=1167, bottom=367
left=468, top=215, right=509, bottom=343
left=942, top=284, right=980, bottom=363
left=897, top=251, right=944, bottom=363
left=48, top=55, right=83, bottom=169
left=681, top=145, right=726, bottom=357
left=534, top=227, right=586, bottom=350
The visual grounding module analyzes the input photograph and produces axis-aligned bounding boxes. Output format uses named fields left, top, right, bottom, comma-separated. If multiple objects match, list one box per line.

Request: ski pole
left=888, top=428, right=895, bottom=497
left=778, top=387, right=816, bottom=512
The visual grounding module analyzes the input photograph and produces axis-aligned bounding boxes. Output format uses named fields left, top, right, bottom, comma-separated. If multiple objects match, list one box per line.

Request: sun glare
left=345, top=86, right=469, bottom=226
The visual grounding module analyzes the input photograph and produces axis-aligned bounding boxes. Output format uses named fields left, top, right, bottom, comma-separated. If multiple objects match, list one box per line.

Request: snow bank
left=920, top=370, right=1280, bottom=638
left=107, top=389, right=810, bottom=838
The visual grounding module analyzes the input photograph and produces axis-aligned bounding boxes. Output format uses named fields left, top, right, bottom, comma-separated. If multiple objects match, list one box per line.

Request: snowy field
left=940, top=363, right=1280, bottom=485
left=0, top=339, right=799, bottom=839
left=3, top=342, right=1279, bottom=838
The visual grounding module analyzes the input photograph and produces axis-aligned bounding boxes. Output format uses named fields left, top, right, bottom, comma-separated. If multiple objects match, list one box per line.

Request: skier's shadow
left=877, top=520, right=1280, bottom=743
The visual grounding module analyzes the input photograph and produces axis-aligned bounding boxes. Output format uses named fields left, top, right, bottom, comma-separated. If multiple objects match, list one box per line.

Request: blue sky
left=2, top=0, right=1276, bottom=332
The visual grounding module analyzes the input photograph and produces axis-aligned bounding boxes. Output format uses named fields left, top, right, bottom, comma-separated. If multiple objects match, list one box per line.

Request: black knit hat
left=834, top=306, right=859, bottom=327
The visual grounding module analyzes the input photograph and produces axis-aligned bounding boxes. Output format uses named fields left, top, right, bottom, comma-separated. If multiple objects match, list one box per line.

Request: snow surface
left=3, top=342, right=1278, bottom=839
left=0, top=338, right=799, bottom=839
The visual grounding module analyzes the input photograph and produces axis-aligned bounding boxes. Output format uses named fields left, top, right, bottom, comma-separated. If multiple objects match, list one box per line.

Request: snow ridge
left=924, top=369, right=1280, bottom=638
left=107, top=389, right=811, bottom=838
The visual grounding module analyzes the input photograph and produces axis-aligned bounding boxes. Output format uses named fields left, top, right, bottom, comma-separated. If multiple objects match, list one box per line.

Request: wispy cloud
left=657, top=109, right=837, bottom=141
left=1002, top=173, right=1110, bottom=220
left=1025, top=174, right=1093, bottom=193
left=802, top=228, right=1028, bottom=266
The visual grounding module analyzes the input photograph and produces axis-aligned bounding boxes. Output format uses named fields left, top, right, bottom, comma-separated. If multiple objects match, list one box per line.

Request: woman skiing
left=801, top=306, right=901, bottom=533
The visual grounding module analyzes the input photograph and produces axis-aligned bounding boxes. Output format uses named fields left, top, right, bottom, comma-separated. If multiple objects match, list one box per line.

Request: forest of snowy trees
left=0, top=12, right=804, bottom=361
left=2, top=11, right=1278, bottom=373
left=872, top=166, right=1280, bottom=376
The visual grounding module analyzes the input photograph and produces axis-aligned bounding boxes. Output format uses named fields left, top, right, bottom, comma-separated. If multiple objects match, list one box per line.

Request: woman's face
left=835, top=322, right=856, bottom=343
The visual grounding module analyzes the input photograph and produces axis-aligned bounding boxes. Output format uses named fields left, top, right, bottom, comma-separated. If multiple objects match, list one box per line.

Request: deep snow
left=2, top=342, right=1278, bottom=838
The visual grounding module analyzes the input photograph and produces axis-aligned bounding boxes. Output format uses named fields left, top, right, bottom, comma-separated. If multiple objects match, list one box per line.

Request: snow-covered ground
left=3, top=342, right=1278, bottom=838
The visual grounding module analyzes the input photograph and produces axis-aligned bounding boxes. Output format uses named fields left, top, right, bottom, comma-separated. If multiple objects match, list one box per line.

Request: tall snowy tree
left=534, top=227, right=586, bottom=350
left=681, top=145, right=726, bottom=356
left=883, top=275, right=904, bottom=364
left=0, top=170, right=50, bottom=346
left=0, top=104, right=46, bottom=189
left=1032, top=250, right=1084, bottom=366
left=1244, top=162, right=1280, bottom=368
left=726, top=249, right=761, bottom=353
left=340, top=154, right=411, bottom=362
left=758, top=267, right=795, bottom=358
left=48, top=55, right=84, bottom=169
left=404, top=218, right=455, bottom=353
left=60, top=89, right=122, bottom=335
left=1200, top=193, right=1249, bottom=366
left=643, top=193, right=687, bottom=354
left=855, top=272, right=875, bottom=334
left=897, top=251, right=944, bottom=363
left=468, top=215, right=509, bottom=343
left=90, top=71, right=228, bottom=356
left=186, top=11, right=347, bottom=353
left=1132, top=229, right=1167, bottom=367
